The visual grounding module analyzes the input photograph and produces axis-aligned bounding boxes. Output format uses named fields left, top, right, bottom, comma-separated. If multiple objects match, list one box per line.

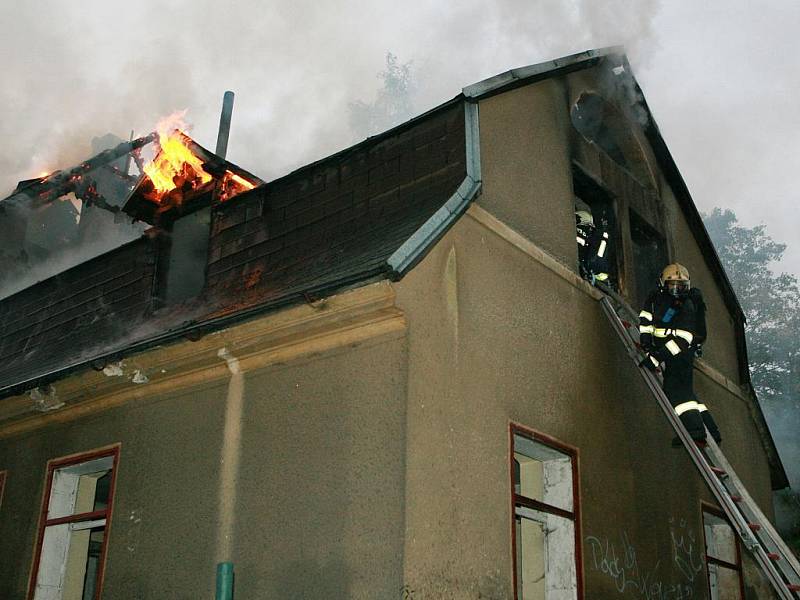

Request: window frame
left=701, top=501, right=746, bottom=600
left=27, top=445, right=121, bottom=600
left=628, top=207, right=669, bottom=308
left=509, top=423, right=583, bottom=599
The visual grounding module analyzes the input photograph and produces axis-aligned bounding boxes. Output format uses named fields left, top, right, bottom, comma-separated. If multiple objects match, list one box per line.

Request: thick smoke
left=0, top=0, right=665, bottom=196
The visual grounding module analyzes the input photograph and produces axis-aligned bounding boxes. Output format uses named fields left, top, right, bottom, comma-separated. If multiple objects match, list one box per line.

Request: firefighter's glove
left=640, top=353, right=660, bottom=372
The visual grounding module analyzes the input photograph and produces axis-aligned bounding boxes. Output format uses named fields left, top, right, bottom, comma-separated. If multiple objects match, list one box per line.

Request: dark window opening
left=570, top=91, right=654, bottom=188
left=630, top=209, right=668, bottom=307
left=571, top=93, right=628, bottom=168
left=573, top=165, right=619, bottom=291
left=159, top=206, right=212, bottom=305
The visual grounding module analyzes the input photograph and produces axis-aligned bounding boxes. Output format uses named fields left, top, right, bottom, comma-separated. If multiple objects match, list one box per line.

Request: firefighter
left=639, top=263, right=722, bottom=446
left=575, top=210, right=611, bottom=286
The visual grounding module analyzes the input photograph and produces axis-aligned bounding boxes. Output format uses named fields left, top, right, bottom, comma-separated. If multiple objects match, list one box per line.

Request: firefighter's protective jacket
left=576, top=226, right=610, bottom=282
left=638, top=287, right=706, bottom=362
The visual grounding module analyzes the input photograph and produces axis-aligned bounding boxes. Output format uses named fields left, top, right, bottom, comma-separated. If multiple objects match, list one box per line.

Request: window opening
left=29, top=448, right=119, bottom=600
left=702, top=506, right=744, bottom=600
left=571, top=93, right=627, bottom=168
left=570, top=91, right=655, bottom=188
left=573, top=166, right=619, bottom=291
left=512, top=426, right=580, bottom=600
left=161, top=206, right=211, bottom=304
left=629, top=209, right=668, bottom=308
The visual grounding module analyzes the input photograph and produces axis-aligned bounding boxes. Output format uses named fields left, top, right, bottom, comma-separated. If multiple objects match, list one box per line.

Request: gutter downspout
left=386, top=99, right=482, bottom=277
left=215, top=347, right=244, bottom=598
left=216, top=562, right=234, bottom=600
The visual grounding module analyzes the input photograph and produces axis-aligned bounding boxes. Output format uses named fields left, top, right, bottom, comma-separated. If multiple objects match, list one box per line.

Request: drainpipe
left=216, top=562, right=234, bottom=600
left=215, top=91, right=235, bottom=159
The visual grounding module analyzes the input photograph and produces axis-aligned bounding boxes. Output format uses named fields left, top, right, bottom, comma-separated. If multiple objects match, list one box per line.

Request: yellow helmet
left=660, top=263, right=690, bottom=297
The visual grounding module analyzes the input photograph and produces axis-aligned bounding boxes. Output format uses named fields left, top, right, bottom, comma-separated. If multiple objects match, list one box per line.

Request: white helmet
left=575, top=210, right=594, bottom=228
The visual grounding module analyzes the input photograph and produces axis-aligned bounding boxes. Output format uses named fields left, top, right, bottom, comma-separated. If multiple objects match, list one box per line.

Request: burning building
left=0, top=49, right=792, bottom=599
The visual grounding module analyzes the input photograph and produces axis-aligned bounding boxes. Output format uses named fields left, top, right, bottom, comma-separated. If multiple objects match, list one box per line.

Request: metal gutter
left=463, top=46, right=622, bottom=100
left=387, top=100, right=482, bottom=277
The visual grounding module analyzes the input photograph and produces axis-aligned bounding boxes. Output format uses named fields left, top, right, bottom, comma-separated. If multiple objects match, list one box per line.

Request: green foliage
left=704, top=208, right=800, bottom=537
left=349, top=52, right=415, bottom=139
left=703, top=208, right=800, bottom=405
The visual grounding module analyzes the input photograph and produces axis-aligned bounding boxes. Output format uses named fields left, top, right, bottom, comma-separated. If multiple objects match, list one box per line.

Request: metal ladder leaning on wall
left=598, top=294, right=800, bottom=599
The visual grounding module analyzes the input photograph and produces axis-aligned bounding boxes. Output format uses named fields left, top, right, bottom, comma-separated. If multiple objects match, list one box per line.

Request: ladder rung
left=710, top=466, right=727, bottom=476
left=788, top=584, right=800, bottom=591
left=767, top=552, right=780, bottom=560
left=748, top=523, right=762, bottom=532
left=730, top=495, right=743, bottom=502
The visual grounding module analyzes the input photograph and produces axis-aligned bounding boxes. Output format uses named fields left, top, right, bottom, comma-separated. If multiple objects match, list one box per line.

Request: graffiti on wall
left=585, top=517, right=705, bottom=600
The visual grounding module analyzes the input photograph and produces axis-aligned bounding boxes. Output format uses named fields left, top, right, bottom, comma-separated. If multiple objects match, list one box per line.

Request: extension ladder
left=599, top=295, right=800, bottom=599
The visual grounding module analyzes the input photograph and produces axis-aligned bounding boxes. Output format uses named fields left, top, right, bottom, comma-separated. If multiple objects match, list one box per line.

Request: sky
left=0, top=0, right=798, bottom=276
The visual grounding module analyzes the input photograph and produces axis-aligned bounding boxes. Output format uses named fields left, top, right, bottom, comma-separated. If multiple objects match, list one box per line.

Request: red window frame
left=701, top=502, right=746, bottom=600
left=510, top=423, right=583, bottom=599
left=27, top=445, right=121, bottom=600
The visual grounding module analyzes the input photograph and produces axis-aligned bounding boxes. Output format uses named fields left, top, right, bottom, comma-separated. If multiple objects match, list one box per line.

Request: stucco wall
left=477, top=80, right=576, bottom=267
left=0, top=381, right=226, bottom=599
left=0, top=334, right=407, bottom=599
left=394, top=210, right=775, bottom=598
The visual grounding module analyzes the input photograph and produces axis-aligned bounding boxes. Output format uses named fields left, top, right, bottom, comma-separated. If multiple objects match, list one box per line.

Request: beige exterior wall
left=391, top=70, right=775, bottom=597
left=478, top=80, right=577, bottom=267
left=0, top=285, right=409, bottom=599
left=395, top=205, right=775, bottom=598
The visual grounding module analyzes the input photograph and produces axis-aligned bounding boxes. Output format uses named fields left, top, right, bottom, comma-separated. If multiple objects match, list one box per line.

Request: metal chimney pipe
left=215, top=91, right=235, bottom=159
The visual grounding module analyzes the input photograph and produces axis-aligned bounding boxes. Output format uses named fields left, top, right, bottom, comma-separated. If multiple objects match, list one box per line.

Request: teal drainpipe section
left=216, top=562, right=234, bottom=600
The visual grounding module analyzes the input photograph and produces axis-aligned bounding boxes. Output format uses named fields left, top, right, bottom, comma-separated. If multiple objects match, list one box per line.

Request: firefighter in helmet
left=639, top=263, right=722, bottom=446
left=575, top=209, right=611, bottom=286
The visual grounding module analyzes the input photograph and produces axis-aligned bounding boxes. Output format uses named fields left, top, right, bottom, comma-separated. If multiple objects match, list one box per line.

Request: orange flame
left=219, top=170, right=256, bottom=202
left=143, top=111, right=211, bottom=199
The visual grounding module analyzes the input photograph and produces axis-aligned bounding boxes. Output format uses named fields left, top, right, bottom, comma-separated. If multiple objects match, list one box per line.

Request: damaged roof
left=0, top=99, right=471, bottom=398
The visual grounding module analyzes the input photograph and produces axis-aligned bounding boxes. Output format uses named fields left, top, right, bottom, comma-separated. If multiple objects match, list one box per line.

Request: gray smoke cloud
left=0, top=0, right=666, bottom=195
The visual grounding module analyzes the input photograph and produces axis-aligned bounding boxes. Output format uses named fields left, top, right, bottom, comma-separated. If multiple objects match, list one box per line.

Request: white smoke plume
left=0, top=0, right=664, bottom=196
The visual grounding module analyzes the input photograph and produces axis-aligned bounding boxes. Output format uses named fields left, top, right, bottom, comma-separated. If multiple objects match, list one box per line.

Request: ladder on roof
left=599, top=295, right=800, bottom=599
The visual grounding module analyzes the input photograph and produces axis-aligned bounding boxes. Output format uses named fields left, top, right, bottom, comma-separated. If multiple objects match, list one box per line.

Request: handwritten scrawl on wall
left=585, top=517, right=705, bottom=599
